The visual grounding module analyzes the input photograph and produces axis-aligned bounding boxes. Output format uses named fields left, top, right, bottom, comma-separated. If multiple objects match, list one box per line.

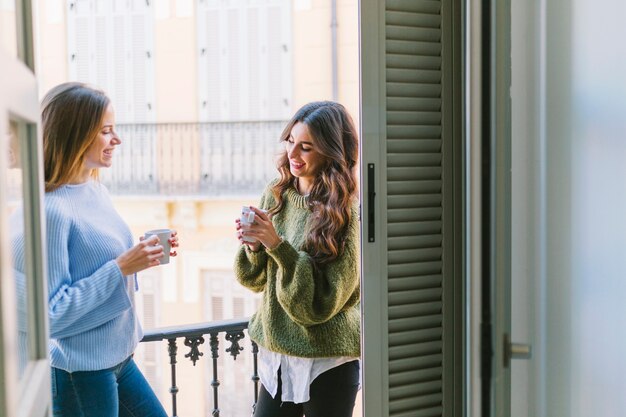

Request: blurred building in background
left=34, top=0, right=359, bottom=416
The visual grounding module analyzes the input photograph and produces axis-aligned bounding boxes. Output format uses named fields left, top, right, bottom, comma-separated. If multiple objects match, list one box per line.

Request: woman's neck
left=295, top=178, right=312, bottom=196
left=68, top=168, right=92, bottom=185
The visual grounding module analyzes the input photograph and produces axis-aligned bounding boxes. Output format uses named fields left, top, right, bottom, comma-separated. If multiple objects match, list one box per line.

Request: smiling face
left=285, top=122, right=325, bottom=195
left=78, top=104, right=120, bottom=181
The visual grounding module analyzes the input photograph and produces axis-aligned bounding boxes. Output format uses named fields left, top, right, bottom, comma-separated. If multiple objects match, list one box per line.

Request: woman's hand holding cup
left=236, top=206, right=281, bottom=251
left=116, top=229, right=179, bottom=276
left=116, top=234, right=164, bottom=276
left=142, top=229, right=179, bottom=265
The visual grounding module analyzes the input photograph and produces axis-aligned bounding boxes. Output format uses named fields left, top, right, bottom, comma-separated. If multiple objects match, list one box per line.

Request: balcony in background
left=141, top=318, right=258, bottom=417
left=101, top=121, right=286, bottom=198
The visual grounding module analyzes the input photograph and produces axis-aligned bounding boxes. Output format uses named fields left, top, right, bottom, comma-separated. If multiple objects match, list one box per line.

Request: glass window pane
left=5, top=118, right=28, bottom=382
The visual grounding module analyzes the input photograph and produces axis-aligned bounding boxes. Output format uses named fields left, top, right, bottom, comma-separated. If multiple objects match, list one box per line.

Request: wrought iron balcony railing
left=141, top=318, right=258, bottom=417
left=101, top=121, right=287, bottom=198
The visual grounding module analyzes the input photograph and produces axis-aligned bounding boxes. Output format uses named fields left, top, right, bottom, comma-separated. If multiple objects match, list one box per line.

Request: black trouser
left=254, top=360, right=360, bottom=417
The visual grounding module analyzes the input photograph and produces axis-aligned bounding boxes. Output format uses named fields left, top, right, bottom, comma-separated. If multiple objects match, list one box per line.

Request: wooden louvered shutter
left=360, top=1, right=462, bottom=416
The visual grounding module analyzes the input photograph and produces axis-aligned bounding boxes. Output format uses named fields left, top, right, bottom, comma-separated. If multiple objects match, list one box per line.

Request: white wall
left=569, top=1, right=626, bottom=415
left=511, top=0, right=626, bottom=416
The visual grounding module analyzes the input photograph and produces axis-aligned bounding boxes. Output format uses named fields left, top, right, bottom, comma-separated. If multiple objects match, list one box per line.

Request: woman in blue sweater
left=36, top=82, right=176, bottom=416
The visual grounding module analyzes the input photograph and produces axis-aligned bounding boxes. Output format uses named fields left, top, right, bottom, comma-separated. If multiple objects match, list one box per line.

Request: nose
left=112, top=131, right=122, bottom=145
left=288, top=145, right=299, bottom=159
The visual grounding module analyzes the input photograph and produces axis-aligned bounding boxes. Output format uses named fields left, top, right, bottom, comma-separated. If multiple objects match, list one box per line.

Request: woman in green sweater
left=234, top=101, right=360, bottom=417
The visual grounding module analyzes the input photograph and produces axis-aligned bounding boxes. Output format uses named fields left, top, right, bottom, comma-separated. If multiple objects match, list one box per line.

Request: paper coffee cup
left=144, top=228, right=172, bottom=264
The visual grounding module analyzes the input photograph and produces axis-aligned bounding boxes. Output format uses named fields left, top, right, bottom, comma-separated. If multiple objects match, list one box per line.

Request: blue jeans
left=51, top=356, right=167, bottom=417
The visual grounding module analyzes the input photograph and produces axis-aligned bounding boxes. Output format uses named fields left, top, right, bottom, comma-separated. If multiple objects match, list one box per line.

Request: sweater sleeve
left=46, top=204, right=132, bottom=339
left=268, top=208, right=360, bottom=327
left=234, top=245, right=269, bottom=292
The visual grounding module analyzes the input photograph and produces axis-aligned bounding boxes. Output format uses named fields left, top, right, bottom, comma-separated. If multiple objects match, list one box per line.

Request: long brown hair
left=271, top=101, right=358, bottom=267
left=41, top=82, right=110, bottom=192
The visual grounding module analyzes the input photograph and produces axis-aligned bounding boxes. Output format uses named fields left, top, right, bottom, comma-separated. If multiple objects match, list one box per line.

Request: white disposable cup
left=240, top=206, right=267, bottom=243
left=144, top=228, right=172, bottom=264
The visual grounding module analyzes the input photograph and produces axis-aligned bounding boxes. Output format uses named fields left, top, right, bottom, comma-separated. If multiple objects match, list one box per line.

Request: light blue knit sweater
left=11, top=180, right=142, bottom=372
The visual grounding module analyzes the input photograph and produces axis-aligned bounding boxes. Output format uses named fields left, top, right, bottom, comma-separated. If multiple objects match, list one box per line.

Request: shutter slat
left=387, top=68, right=441, bottom=84
left=389, top=248, right=442, bottom=265
left=388, top=194, right=441, bottom=209
left=389, top=316, right=442, bottom=334
left=388, top=97, right=441, bottom=112
left=386, top=11, right=440, bottom=29
left=388, top=221, right=442, bottom=238
left=386, top=39, right=441, bottom=56
left=389, top=340, right=443, bottom=360
left=386, top=0, right=441, bottom=15
left=389, top=262, right=442, bottom=278
left=388, top=153, right=442, bottom=167
left=387, top=207, right=442, bottom=222
left=387, top=53, right=441, bottom=71
left=389, top=328, right=442, bottom=347
left=389, top=353, right=442, bottom=374
left=390, top=380, right=442, bottom=401
left=388, top=180, right=442, bottom=195
left=389, top=366, right=442, bottom=387
left=389, top=289, right=442, bottom=306
left=388, top=139, right=441, bottom=152
left=389, top=303, right=442, bottom=321
left=388, top=275, right=442, bottom=291
left=390, top=407, right=444, bottom=417
left=387, top=82, right=441, bottom=98
left=389, top=394, right=443, bottom=414
left=388, top=167, right=442, bottom=180
left=387, top=26, right=441, bottom=42
left=388, top=235, right=442, bottom=250
left=387, top=110, right=441, bottom=126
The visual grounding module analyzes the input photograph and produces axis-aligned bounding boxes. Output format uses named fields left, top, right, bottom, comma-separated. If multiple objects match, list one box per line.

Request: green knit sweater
left=234, top=183, right=361, bottom=358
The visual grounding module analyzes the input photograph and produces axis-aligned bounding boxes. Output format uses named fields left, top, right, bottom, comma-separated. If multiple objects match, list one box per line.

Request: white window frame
left=0, top=16, right=50, bottom=417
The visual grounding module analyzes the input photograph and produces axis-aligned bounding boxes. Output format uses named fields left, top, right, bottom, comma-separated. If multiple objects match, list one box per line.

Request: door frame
left=467, top=0, right=513, bottom=415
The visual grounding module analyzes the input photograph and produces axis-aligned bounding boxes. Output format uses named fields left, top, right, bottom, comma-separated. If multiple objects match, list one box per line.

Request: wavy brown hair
left=271, top=101, right=358, bottom=267
left=41, top=82, right=110, bottom=192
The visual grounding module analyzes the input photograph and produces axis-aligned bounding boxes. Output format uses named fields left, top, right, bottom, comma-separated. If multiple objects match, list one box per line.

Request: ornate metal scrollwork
left=225, top=330, right=245, bottom=360
left=184, top=335, right=205, bottom=366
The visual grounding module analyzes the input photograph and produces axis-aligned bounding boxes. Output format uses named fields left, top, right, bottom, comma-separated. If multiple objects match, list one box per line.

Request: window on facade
left=196, top=0, right=292, bottom=121
left=67, top=0, right=155, bottom=123
left=210, top=296, right=224, bottom=321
